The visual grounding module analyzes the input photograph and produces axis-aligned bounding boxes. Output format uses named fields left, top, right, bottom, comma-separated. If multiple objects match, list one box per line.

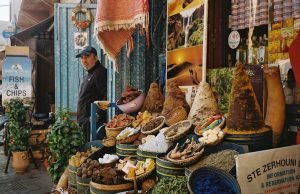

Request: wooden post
left=202, top=0, right=208, bottom=83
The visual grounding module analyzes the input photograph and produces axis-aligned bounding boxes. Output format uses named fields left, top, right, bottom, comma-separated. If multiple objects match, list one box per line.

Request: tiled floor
left=0, top=147, right=54, bottom=194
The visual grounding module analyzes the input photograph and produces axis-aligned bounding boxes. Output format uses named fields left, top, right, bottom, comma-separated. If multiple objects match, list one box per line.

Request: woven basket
left=165, top=106, right=188, bottom=126
left=90, top=181, right=133, bottom=193
left=164, top=120, right=192, bottom=142
left=194, top=116, right=226, bottom=136
left=101, top=138, right=116, bottom=147
left=117, top=133, right=140, bottom=144
left=123, top=166, right=155, bottom=182
left=105, top=123, right=132, bottom=139
left=166, top=148, right=204, bottom=167
left=141, top=116, right=165, bottom=135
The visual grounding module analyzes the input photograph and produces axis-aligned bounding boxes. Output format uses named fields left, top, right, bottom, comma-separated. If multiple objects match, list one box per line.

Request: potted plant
left=47, top=109, right=85, bottom=183
left=5, top=99, right=32, bottom=173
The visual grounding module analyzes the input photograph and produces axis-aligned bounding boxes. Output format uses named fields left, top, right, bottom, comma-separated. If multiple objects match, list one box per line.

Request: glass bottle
left=258, top=35, right=268, bottom=65
left=247, top=37, right=253, bottom=65
left=236, top=38, right=247, bottom=65
left=241, top=39, right=247, bottom=64
left=252, top=36, right=259, bottom=65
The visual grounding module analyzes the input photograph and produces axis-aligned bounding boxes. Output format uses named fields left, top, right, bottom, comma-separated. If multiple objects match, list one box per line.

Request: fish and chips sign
left=2, top=46, right=32, bottom=105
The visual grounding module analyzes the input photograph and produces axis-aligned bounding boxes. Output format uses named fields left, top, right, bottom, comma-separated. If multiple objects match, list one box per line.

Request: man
left=76, top=46, right=107, bottom=142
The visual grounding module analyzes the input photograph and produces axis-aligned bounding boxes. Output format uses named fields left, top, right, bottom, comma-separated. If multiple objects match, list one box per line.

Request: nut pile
left=76, top=158, right=101, bottom=179
left=69, top=147, right=99, bottom=167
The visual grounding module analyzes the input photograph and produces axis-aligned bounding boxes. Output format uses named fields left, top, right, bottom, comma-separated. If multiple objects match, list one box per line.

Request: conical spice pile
left=141, top=82, right=165, bottom=113
left=161, top=81, right=190, bottom=117
left=188, top=82, right=220, bottom=126
left=225, top=63, right=265, bottom=133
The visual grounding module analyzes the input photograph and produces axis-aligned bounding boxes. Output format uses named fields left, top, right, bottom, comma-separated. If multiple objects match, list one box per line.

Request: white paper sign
left=236, top=145, right=300, bottom=194
left=228, top=30, right=240, bottom=49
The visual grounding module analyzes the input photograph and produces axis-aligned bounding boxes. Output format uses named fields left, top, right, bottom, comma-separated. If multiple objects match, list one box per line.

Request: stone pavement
left=0, top=146, right=54, bottom=194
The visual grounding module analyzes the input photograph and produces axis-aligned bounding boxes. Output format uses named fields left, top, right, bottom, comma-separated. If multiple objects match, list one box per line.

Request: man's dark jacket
left=77, top=60, right=107, bottom=126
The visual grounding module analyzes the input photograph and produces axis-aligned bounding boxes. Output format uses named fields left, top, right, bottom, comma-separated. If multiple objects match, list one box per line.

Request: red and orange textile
left=289, top=31, right=300, bottom=88
left=94, top=0, right=149, bottom=70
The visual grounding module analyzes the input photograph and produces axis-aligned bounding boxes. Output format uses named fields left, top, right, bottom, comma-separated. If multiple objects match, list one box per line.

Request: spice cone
left=161, top=81, right=190, bottom=117
left=188, top=82, right=220, bottom=126
left=141, top=82, right=165, bottom=113
left=225, top=63, right=267, bottom=134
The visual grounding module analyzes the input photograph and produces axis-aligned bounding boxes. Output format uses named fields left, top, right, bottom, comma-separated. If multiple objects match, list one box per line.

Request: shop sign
left=228, top=30, right=240, bottom=49
left=2, top=56, right=32, bottom=104
left=2, top=31, right=15, bottom=39
left=2, top=26, right=16, bottom=38
left=236, top=145, right=300, bottom=194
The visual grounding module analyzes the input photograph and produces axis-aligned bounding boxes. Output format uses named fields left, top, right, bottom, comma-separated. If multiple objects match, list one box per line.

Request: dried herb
left=188, top=149, right=238, bottom=172
left=150, top=177, right=189, bottom=194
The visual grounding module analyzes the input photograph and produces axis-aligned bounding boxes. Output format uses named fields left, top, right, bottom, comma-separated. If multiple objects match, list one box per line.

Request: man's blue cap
left=76, top=46, right=98, bottom=58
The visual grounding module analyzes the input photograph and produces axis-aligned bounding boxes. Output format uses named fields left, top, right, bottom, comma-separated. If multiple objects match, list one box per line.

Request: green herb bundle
left=150, top=177, right=189, bottom=194
left=47, top=109, right=85, bottom=183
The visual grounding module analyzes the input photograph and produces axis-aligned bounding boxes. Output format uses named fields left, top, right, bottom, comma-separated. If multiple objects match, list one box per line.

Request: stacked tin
left=238, top=0, right=246, bottom=29
left=231, top=0, right=239, bottom=30
left=283, top=0, right=293, bottom=20
left=293, top=0, right=300, bottom=19
left=259, top=0, right=269, bottom=25
left=274, top=0, right=283, bottom=22
left=231, top=0, right=269, bottom=30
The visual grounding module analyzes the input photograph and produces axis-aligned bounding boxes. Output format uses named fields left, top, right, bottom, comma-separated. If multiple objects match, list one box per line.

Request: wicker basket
left=123, top=166, right=155, bottom=182
left=194, top=116, right=226, bottom=136
left=141, top=116, right=165, bottom=135
left=166, top=148, right=204, bottom=167
left=165, top=106, right=188, bottom=126
left=90, top=181, right=133, bottom=193
left=117, top=133, right=140, bottom=144
left=164, top=120, right=192, bottom=142
left=101, top=138, right=116, bottom=147
left=105, top=123, right=132, bottom=139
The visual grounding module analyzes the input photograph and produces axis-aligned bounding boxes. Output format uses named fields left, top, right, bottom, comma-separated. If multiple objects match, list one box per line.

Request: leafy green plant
left=5, top=99, right=31, bottom=152
left=207, top=68, right=235, bottom=114
left=47, top=109, right=85, bottom=183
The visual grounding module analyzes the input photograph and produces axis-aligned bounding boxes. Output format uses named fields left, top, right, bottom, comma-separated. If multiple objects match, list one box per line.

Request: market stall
left=48, top=0, right=300, bottom=194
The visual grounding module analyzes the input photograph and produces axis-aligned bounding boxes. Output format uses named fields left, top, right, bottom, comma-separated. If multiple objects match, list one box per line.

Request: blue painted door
left=54, top=3, right=110, bottom=117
